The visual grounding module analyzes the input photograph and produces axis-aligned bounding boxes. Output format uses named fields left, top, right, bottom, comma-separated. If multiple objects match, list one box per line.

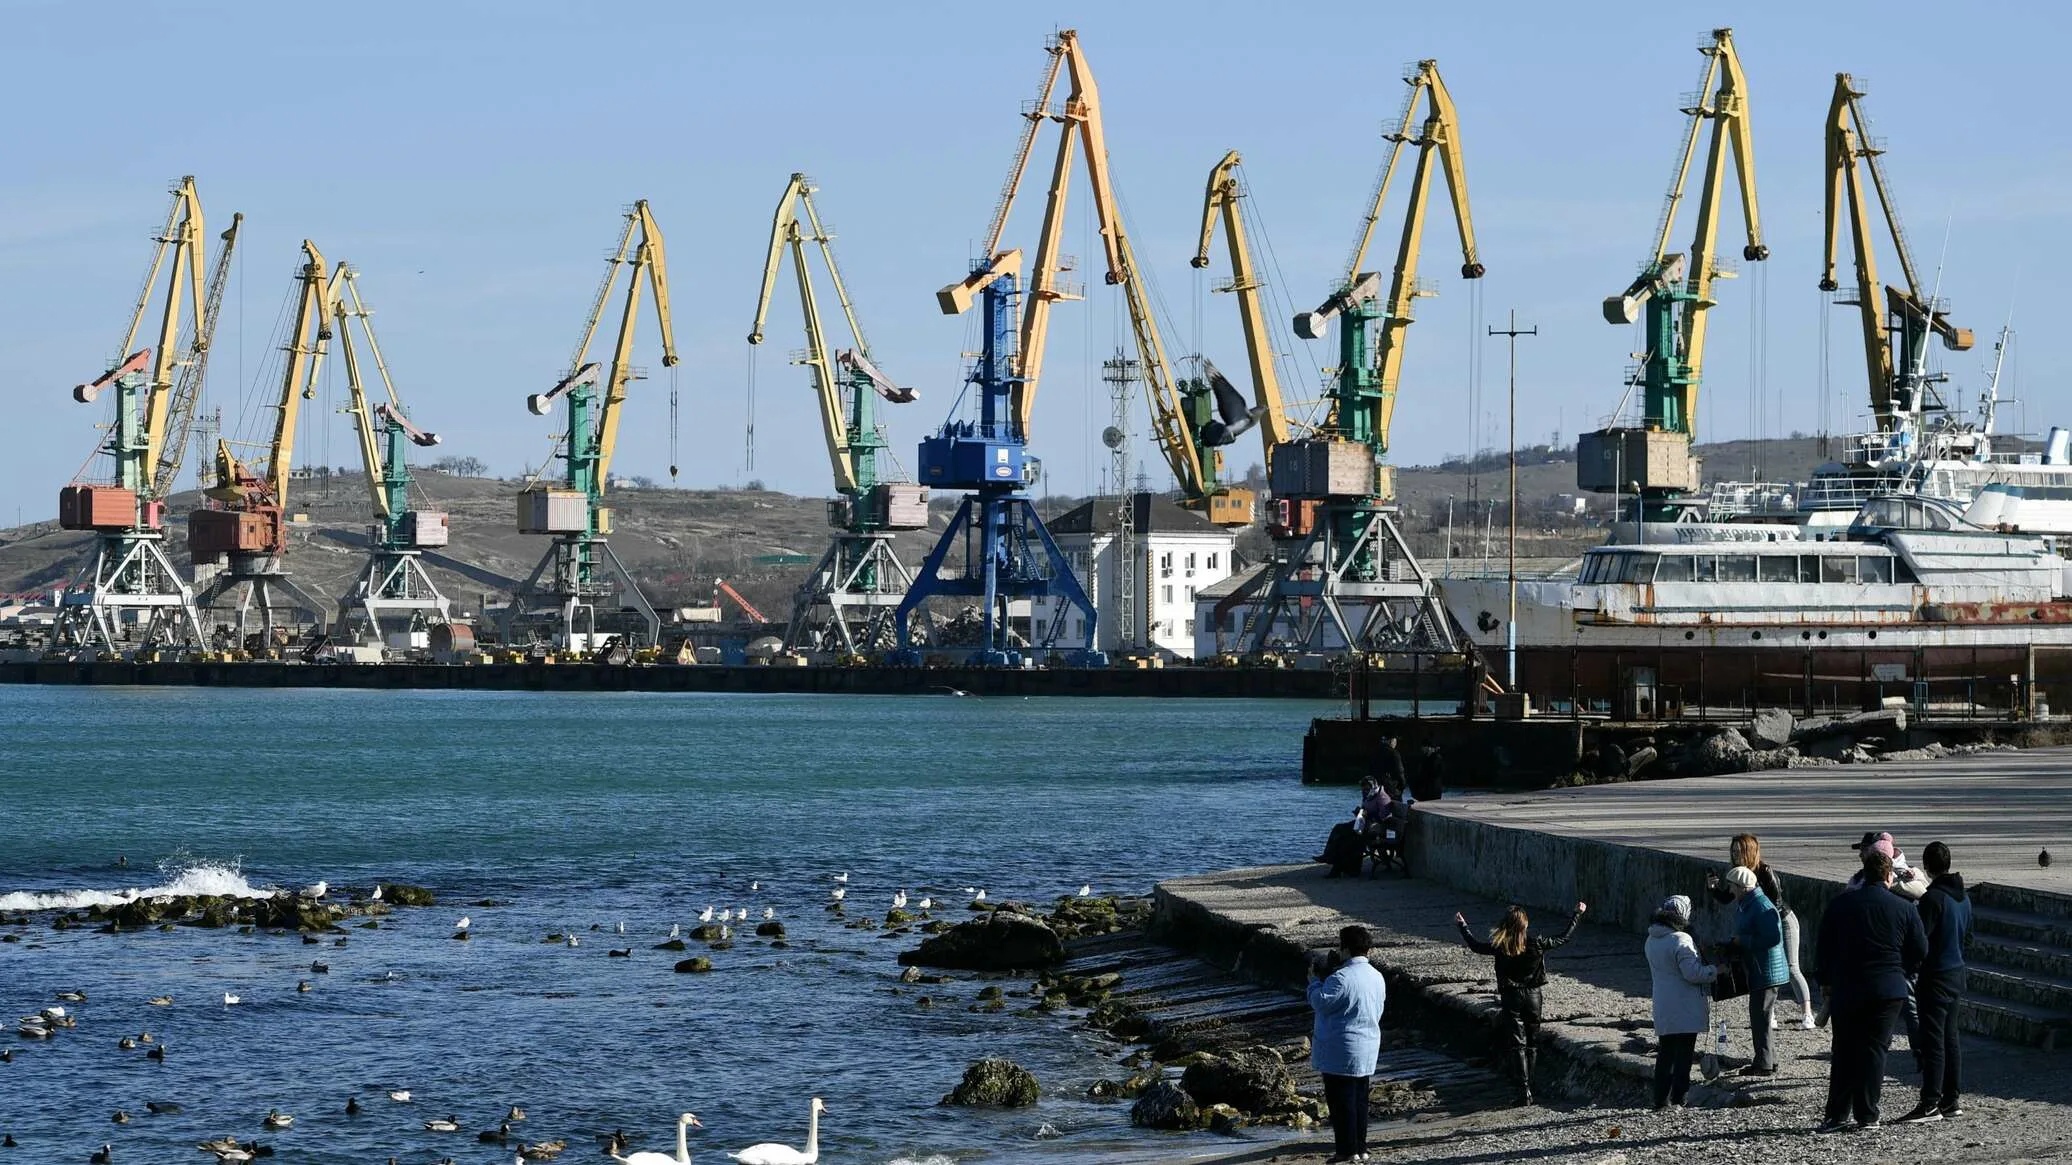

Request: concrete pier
left=1153, top=746, right=2072, bottom=1141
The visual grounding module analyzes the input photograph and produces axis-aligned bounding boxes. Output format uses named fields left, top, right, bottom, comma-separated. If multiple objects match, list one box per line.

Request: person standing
left=1706, top=834, right=1816, bottom=1027
left=1719, top=865, right=1790, bottom=1074
left=1644, top=895, right=1718, bottom=1109
left=1814, top=848, right=1928, bottom=1134
left=1308, top=925, right=1388, bottom=1165
left=1896, top=841, right=1973, bottom=1124
left=1454, top=901, right=1587, bottom=1105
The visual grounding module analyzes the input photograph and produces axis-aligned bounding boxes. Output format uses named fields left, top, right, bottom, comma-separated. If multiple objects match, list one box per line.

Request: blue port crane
left=892, top=32, right=1120, bottom=667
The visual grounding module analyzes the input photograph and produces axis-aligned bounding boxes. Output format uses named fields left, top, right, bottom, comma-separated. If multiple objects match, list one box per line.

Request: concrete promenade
left=1153, top=747, right=2072, bottom=1161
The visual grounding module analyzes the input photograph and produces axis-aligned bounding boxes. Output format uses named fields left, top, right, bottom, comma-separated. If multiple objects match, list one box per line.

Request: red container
left=58, top=485, right=138, bottom=531
left=188, top=509, right=278, bottom=557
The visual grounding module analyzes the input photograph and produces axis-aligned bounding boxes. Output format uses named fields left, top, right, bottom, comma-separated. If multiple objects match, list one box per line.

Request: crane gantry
left=503, top=200, right=678, bottom=655
left=1242, top=59, right=1481, bottom=657
left=1820, top=72, right=1973, bottom=437
left=894, top=30, right=1111, bottom=666
left=320, top=262, right=454, bottom=651
left=1579, top=27, right=1766, bottom=521
left=189, top=239, right=333, bottom=652
left=747, top=172, right=928, bottom=657
left=54, top=176, right=216, bottom=655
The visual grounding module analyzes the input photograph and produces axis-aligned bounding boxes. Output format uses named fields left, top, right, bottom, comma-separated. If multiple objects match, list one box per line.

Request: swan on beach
left=614, top=1112, right=701, bottom=1165
left=727, top=1097, right=824, bottom=1165
left=299, top=880, right=327, bottom=900
left=698, top=906, right=715, bottom=923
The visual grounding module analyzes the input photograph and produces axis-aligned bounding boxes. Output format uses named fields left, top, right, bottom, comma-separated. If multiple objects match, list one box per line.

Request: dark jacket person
left=1813, top=849, right=1928, bottom=1133
left=1896, top=842, right=1973, bottom=1125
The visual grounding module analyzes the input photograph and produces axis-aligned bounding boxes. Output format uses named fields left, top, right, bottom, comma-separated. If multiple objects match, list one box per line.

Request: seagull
left=751, top=881, right=761, bottom=892
left=892, top=891, right=908, bottom=909
left=565, top=933, right=579, bottom=948
left=388, top=1090, right=412, bottom=1103
left=833, top=872, right=850, bottom=884
left=762, top=907, right=776, bottom=921
left=698, top=906, right=716, bottom=923
left=669, top=923, right=682, bottom=939
left=720, top=924, right=733, bottom=941
left=936, top=684, right=974, bottom=697
left=371, top=885, right=384, bottom=902
left=829, top=887, right=845, bottom=902
left=616, top=921, right=626, bottom=934
left=222, top=993, right=240, bottom=1006
left=972, top=890, right=987, bottom=902
left=733, top=908, right=748, bottom=922
left=299, top=880, right=328, bottom=900
left=917, top=897, right=933, bottom=911
left=1078, top=884, right=1093, bottom=897
left=454, top=916, right=472, bottom=932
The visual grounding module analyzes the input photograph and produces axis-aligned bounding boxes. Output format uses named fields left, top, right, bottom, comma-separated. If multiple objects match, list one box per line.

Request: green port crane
left=1579, top=27, right=1766, bottom=521
left=747, top=173, right=927, bottom=656
left=1243, top=60, right=1481, bottom=657
left=503, top=200, right=678, bottom=654
left=318, top=262, right=454, bottom=650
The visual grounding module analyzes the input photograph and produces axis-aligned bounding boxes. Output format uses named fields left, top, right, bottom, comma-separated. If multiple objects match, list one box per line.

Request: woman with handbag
left=1645, top=895, right=1718, bottom=1108
left=1453, top=900, right=1587, bottom=1105
left=1706, top=834, right=1815, bottom=1027
left=1720, top=865, right=1790, bottom=1075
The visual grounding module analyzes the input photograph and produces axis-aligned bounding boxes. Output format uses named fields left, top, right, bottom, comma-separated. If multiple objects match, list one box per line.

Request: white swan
left=615, top=1112, right=701, bottom=1165
left=727, top=1098, right=824, bottom=1165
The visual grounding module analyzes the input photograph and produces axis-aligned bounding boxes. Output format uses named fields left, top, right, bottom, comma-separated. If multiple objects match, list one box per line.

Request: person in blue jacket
left=1895, top=841, right=1973, bottom=1125
left=1307, top=925, right=1388, bottom=1165
left=1722, top=864, right=1790, bottom=1075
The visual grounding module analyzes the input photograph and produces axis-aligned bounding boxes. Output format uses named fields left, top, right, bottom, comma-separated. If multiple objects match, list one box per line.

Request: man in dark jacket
left=1813, top=848, right=1928, bottom=1134
left=1896, top=841, right=1972, bottom=1124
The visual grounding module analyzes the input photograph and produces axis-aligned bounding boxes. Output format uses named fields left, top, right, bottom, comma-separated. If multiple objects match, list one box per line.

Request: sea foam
left=0, top=859, right=274, bottom=912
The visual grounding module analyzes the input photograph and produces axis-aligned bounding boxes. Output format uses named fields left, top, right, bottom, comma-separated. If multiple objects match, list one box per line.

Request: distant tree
left=744, top=479, right=766, bottom=492
left=429, top=455, right=488, bottom=477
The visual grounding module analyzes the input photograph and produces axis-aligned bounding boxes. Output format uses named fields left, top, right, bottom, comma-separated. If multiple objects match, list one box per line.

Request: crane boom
left=1819, top=73, right=1973, bottom=431
left=1192, top=150, right=1289, bottom=453
left=152, top=212, right=240, bottom=502
left=267, top=240, right=330, bottom=523
left=750, top=174, right=858, bottom=496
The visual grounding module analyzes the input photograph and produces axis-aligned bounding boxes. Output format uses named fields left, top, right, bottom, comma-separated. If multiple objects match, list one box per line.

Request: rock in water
left=1129, top=1080, right=1203, bottom=1130
left=378, top=883, right=437, bottom=907
left=755, top=921, right=785, bottom=938
left=941, top=1058, right=1040, bottom=1107
left=672, top=957, right=713, bottom=974
left=898, top=912, right=1065, bottom=971
left=1178, top=1046, right=1298, bottom=1114
left=1748, top=708, right=1795, bottom=750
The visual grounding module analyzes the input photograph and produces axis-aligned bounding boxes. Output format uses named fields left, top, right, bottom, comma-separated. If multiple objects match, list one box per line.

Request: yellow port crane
left=504, top=200, right=678, bottom=653
left=1238, top=60, right=1481, bottom=658
left=54, top=177, right=215, bottom=654
left=321, top=261, right=454, bottom=649
left=189, top=240, right=334, bottom=651
left=1820, top=72, right=1973, bottom=433
left=151, top=212, right=242, bottom=503
left=747, top=172, right=928, bottom=656
left=938, top=29, right=1251, bottom=525
left=1580, top=27, right=1765, bottom=517
left=1191, top=149, right=1291, bottom=464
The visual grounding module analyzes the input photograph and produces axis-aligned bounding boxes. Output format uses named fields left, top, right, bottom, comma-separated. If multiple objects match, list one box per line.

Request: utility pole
left=1489, top=309, right=1538, bottom=691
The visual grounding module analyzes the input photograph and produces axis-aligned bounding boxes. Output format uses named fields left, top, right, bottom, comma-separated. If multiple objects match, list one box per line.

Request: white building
left=1191, top=564, right=1356, bottom=658
left=1041, top=493, right=1237, bottom=659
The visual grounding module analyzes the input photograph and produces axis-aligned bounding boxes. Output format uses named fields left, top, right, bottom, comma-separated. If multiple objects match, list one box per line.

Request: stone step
left=1971, top=882, right=2072, bottom=923
left=1957, top=993, right=2072, bottom=1051
left=1964, top=963, right=2072, bottom=1017
left=1969, top=934, right=2072, bottom=982
left=1970, top=904, right=2072, bottom=949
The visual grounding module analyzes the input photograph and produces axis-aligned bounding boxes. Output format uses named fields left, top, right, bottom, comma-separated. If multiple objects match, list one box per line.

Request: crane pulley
left=1191, top=150, right=1290, bottom=465
left=1819, top=72, right=1973, bottom=432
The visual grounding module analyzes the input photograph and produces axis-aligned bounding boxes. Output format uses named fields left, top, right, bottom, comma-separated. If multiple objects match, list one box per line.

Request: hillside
left=0, top=434, right=1911, bottom=619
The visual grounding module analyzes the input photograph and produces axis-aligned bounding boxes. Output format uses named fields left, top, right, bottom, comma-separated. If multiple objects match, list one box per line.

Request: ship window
left=1799, top=555, right=1822, bottom=583
left=1758, top=555, right=1798, bottom=583
left=1720, top=555, right=1757, bottom=582
left=1860, top=556, right=1894, bottom=584
left=1821, top=556, right=1859, bottom=584
left=1693, top=556, right=1719, bottom=582
left=1655, top=555, right=1694, bottom=582
left=1581, top=554, right=1608, bottom=584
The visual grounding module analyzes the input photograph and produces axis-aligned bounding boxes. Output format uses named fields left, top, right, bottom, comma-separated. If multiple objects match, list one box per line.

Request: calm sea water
left=0, top=687, right=1341, bottom=1164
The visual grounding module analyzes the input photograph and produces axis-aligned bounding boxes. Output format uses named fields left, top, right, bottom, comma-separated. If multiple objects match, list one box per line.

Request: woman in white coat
left=1645, top=894, right=1719, bottom=1109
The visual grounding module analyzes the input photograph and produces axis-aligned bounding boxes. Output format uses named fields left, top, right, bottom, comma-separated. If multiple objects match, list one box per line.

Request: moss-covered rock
left=898, top=912, right=1065, bottom=972
left=941, top=1058, right=1040, bottom=1107
left=654, top=938, right=688, bottom=951
left=379, top=883, right=437, bottom=907
left=1130, top=1081, right=1204, bottom=1130
left=1179, top=1046, right=1298, bottom=1115
left=673, top=956, right=713, bottom=973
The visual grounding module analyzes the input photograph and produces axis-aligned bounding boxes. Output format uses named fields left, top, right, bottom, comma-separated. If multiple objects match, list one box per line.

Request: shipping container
left=398, top=510, right=450, bottom=547
left=57, top=485, right=138, bottom=531
left=516, top=488, right=589, bottom=534
left=187, top=509, right=277, bottom=557
left=1575, top=427, right=1700, bottom=492
left=1205, top=489, right=1254, bottom=527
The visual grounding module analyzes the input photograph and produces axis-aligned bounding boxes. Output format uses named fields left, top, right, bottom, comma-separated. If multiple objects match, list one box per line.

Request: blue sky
left=4, top=1, right=2066, bottom=522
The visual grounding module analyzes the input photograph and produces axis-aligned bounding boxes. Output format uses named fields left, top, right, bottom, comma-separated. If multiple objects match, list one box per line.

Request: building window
left=1185, top=552, right=1197, bottom=570
left=1184, top=618, right=1196, bottom=636
left=1207, top=552, right=1219, bottom=571
left=1185, top=586, right=1196, bottom=602
left=1160, top=552, right=1172, bottom=570
left=1161, top=585, right=1173, bottom=604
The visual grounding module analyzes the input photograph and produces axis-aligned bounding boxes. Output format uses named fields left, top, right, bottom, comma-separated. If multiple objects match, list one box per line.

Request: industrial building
left=1042, top=493, right=1237, bottom=660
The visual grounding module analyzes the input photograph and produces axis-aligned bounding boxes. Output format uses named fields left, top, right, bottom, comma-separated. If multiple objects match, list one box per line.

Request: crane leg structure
left=193, top=564, right=329, bottom=653
left=786, top=533, right=915, bottom=655
left=891, top=264, right=1100, bottom=667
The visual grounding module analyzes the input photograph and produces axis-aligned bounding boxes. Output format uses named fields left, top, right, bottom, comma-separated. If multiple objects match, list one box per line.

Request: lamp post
left=1489, top=309, right=1538, bottom=692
